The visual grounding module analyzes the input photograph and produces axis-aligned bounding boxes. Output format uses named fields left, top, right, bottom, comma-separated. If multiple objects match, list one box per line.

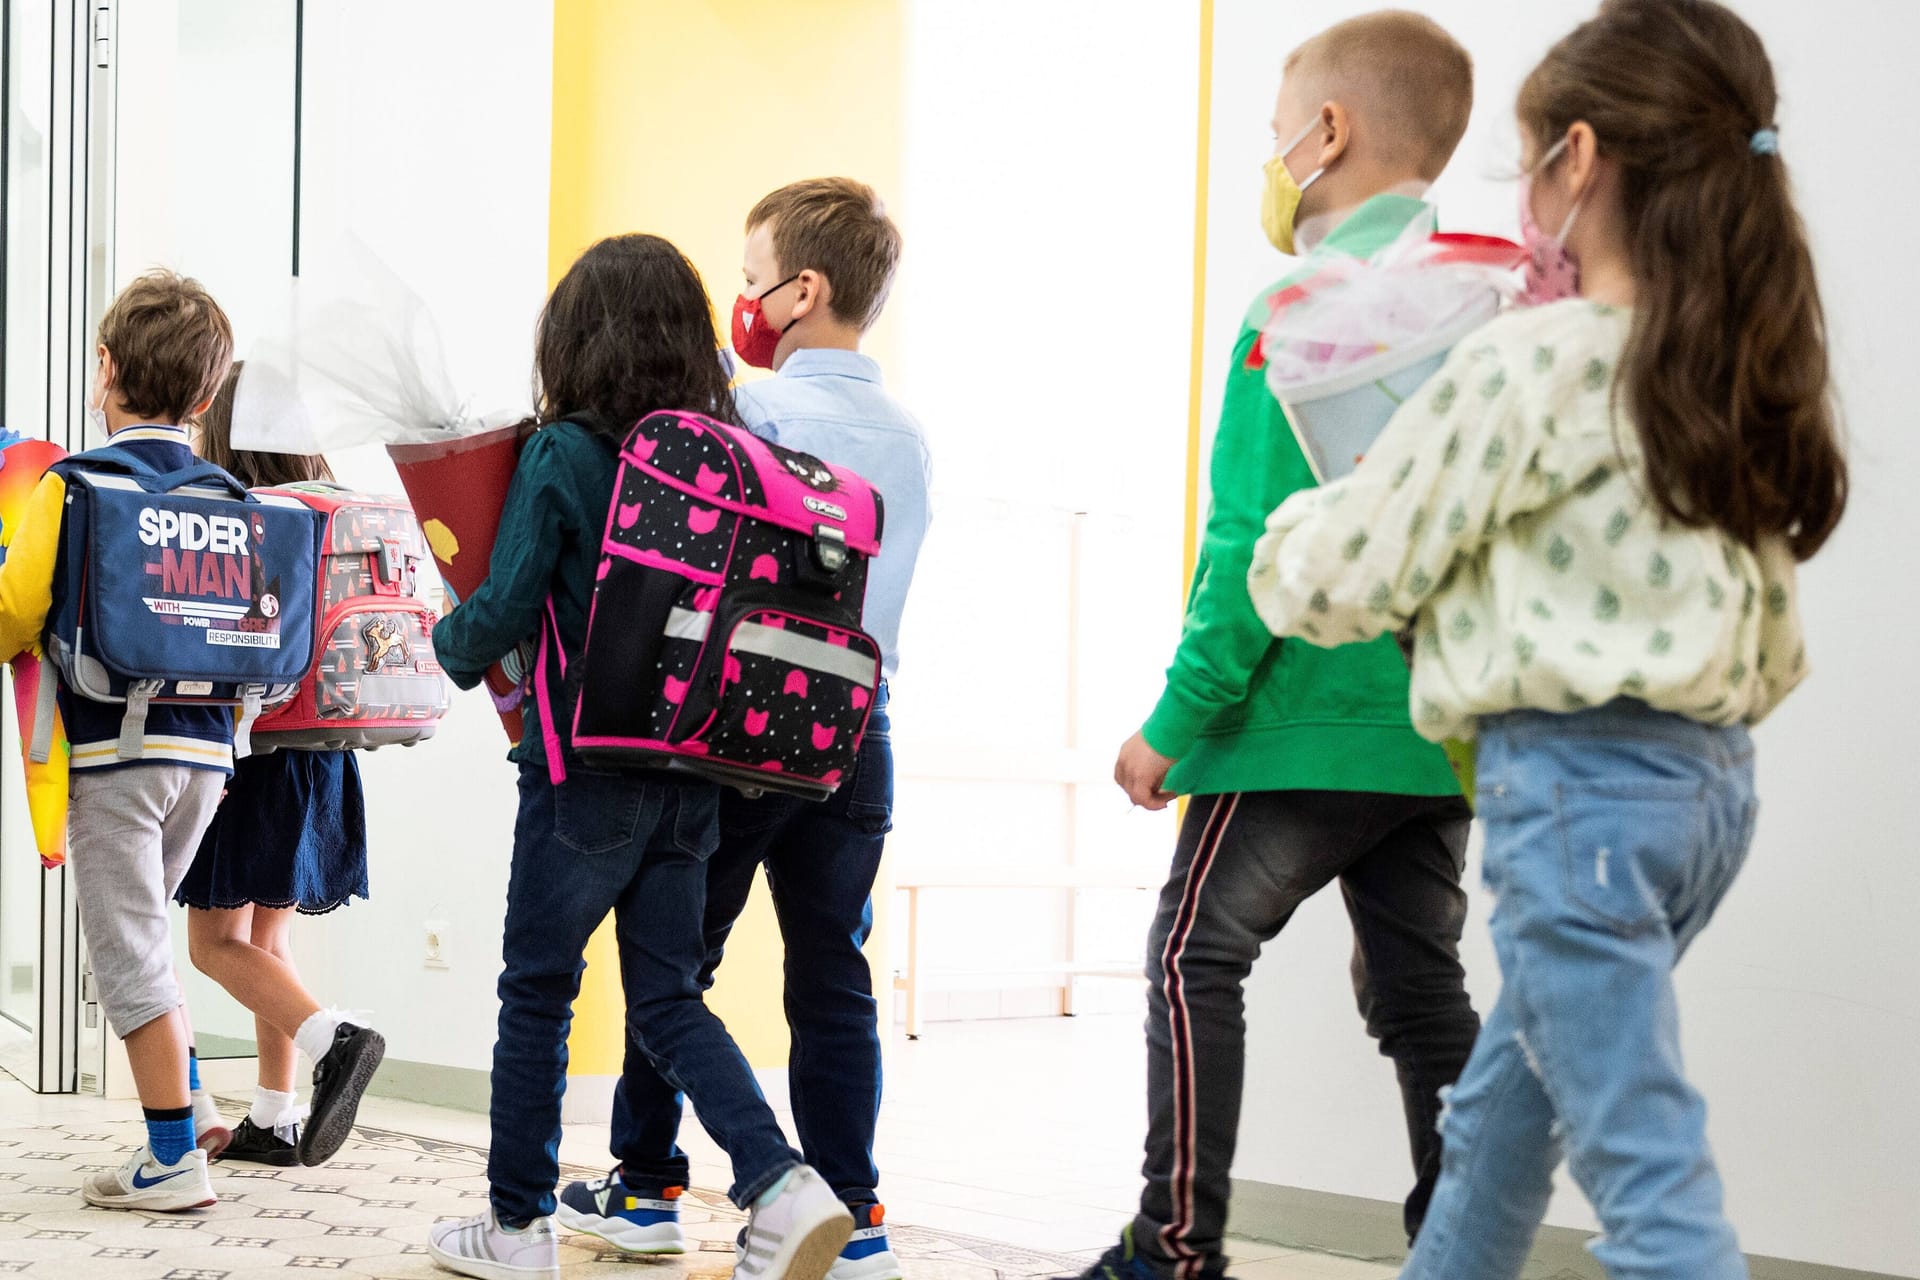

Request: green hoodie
left=1145, top=194, right=1461, bottom=799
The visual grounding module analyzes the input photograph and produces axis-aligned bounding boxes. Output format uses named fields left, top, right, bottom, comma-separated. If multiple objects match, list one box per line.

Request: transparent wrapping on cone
left=1258, top=221, right=1523, bottom=397
left=230, top=235, right=525, bottom=454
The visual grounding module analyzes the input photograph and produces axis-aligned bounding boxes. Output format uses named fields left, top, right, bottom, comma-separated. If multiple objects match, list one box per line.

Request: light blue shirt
left=737, top=349, right=931, bottom=679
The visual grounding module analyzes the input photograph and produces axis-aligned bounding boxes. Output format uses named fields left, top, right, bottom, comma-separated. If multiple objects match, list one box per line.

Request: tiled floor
left=0, top=1011, right=1401, bottom=1279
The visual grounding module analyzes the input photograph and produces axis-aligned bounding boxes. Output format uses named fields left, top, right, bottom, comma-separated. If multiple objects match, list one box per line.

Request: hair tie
left=1750, top=127, right=1779, bottom=156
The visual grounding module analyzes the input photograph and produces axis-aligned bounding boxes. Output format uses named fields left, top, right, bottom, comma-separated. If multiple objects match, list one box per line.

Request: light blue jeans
left=1402, top=701, right=1758, bottom=1280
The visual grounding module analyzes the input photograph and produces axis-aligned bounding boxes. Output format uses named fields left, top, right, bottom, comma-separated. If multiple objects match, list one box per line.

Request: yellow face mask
left=1260, top=119, right=1328, bottom=255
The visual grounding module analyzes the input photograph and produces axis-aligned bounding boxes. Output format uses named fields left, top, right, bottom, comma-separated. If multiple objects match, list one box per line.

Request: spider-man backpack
left=248, top=483, right=450, bottom=751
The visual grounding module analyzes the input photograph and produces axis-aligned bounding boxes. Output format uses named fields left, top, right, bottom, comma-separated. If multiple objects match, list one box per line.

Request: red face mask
left=730, top=275, right=800, bottom=369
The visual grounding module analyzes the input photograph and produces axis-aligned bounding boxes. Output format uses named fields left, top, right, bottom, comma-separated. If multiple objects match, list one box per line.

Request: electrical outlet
left=423, top=920, right=450, bottom=970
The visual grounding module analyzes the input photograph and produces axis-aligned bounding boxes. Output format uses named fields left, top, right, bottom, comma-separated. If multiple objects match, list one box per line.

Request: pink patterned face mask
left=1518, top=137, right=1583, bottom=306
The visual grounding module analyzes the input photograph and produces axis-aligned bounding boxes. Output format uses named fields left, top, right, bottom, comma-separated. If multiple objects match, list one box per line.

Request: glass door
left=0, top=0, right=114, bottom=1093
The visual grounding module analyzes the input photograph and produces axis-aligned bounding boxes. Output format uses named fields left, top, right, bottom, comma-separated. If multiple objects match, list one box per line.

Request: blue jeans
left=1403, top=702, right=1758, bottom=1280
left=612, top=697, right=893, bottom=1204
left=488, top=764, right=800, bottom=1223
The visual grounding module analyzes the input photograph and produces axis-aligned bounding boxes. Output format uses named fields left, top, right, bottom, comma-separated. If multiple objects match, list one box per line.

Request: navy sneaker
left=1070, top=1228, right=1226, bottom=1280
left=829, top=1201, right=902, bottom=1280
left=554, top=1166, right=686, bottom=1255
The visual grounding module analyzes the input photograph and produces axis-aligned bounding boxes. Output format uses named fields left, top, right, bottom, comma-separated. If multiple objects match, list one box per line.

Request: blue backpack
left=34, top=447, right=325, bottom=762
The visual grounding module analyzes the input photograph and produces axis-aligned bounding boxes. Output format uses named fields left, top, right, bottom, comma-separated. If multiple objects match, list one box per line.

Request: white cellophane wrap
left=1259, top=218, right=1521, bottom=397
left=231, top=236, right=524, bottom=455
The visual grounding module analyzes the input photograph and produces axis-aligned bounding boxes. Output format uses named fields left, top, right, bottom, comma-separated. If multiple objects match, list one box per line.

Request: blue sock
left=144, top=1105, right=196, bottom=1165
left=187, top=1049, right=201, bottom=1093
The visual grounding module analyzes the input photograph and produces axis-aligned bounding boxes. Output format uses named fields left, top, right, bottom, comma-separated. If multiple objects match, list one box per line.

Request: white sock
left=250, top=1086, right=298, bottom=1129
left=293, top=1010, right=344, bottom=1067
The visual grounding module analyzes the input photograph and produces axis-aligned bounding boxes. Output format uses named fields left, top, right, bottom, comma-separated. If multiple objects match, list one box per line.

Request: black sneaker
left=220, top=1116, right=300, bottom=1167
left=297, top=1022, right=385, bottom=1167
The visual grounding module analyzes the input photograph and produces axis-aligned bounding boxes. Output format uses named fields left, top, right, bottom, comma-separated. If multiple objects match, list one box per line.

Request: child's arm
left=0, top=474, right=66, bottom=660
left=1135, top=327, right=1319, bottom=767
left=431, top=431, right=574, bottom=689
left=1247, top=340, right=1529, bottom=643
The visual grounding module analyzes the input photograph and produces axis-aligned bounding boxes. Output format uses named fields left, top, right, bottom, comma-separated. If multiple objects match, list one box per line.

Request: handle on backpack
left=148, top=464, right=257, bottom=501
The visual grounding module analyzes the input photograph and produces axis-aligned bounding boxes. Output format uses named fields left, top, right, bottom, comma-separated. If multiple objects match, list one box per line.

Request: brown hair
left=748, top=178, right=902, bottom=330
left=535, top=233, right=739, bottom=437
left=97, top=269, right=235, bottom=424
left=193, top=361, right=334, bottom=489
left=1286, top=11, right=1473, bottom=181
left=1520, top=0, right=1846, bottom=560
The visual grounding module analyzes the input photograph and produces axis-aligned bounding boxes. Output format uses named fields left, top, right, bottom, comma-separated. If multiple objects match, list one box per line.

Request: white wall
left=1204, top=2, right=1920, bottom=1274
left=114, top=0, right=553, bottom=1071
left=881, top=0, right=1201, bottom=1002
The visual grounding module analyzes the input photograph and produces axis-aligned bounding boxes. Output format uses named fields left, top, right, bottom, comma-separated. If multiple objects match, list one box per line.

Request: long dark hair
left=194, top=360, right=334, bottom=488
left=534, top=234, right=739, bottom=436
left=1519, top=0, right=1846, bottom=560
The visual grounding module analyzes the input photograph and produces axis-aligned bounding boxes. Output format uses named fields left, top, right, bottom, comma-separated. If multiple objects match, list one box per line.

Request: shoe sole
left=196, top=1124, right=233, bottom=1162
left=769, top=1213, right=856, bottom=1280
left=83, top=1185, right=216, bottom=1212
left=553, top=1204, right=687, bottom=1255
left=299, top=1028, right=386, bottom=1167
left=218, top=1144, right=300, bottom=1167
left=829, top=1250, right=905, bottom=1280
left=426, top=1236, right=558, bottom=1280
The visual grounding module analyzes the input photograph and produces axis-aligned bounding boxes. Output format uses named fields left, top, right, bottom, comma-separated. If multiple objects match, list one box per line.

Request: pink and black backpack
left=546, top=409, right=885, bottom=800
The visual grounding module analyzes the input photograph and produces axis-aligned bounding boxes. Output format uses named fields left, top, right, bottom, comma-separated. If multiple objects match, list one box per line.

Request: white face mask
left=86, top=354, right=113, bottom=437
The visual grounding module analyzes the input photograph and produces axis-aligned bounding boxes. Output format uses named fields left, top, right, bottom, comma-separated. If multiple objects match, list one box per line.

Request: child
left=428, top=234, right=853, bottom=1280
left=1096, top=14, right=1480, bottom=1280
left=1246, top=3, right=1845, bottom=1276
left=559, top=179, right=929, bottom=1280
left=176, top=361, right=382, bottom=1168
left=0, top=271, right=235, bottom=1210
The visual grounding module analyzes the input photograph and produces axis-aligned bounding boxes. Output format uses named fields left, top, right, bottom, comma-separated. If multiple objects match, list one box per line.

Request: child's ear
left=189, top=395, right=216, bottom=419
left=794, top=269, right=831, bottom=323
left=1316, top=101, right=1351, bottom=170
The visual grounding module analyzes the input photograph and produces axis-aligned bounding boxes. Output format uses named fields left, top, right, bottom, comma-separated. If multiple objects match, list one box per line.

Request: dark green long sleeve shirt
left=432, top=421, right=616, bottom=766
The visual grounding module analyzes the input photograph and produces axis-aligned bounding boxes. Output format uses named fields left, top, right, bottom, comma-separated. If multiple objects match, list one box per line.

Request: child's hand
left=1115, top=731, right=1178, bottom=810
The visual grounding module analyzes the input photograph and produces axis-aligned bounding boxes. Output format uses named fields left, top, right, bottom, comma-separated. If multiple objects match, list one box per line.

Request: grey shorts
left=68, top=766, right=226, bottom=1036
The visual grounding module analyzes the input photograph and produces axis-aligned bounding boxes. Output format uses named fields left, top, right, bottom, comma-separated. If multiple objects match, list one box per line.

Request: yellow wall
left=549, top=0, right=904, bottom=1074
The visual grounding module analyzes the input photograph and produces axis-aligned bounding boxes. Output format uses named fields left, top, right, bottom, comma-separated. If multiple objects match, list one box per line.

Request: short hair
left=1285, top=10, right=1474, bottom=181
left=747, top=178, right=902, bottom=331
left=97, top=270, right=234, bottom=424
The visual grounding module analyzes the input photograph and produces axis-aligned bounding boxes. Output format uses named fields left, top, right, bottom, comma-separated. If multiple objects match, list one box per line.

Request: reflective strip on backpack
left=731, top=622, right=877, bottom=688
left=664, top=608, right=711, bottom=642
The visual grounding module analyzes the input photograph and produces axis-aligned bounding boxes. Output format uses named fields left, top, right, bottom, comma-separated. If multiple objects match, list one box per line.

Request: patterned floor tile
left=0, top=1108, right=1086, bottom=1278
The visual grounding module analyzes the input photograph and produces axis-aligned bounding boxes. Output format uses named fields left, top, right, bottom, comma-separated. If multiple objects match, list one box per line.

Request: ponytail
left=1520, top=0, right=1846, bottom=560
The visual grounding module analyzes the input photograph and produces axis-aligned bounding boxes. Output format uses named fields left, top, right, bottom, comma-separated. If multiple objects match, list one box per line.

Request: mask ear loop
left=1278, top=116, right=1330, bottom=192
left=1533, top=136, right=1585, bottom=242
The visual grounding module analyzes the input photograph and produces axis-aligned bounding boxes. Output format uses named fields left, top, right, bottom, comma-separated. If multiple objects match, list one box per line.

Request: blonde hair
left=748, top=177, right=902, bottom=331
left=1285, top=10, right=1474, bottom=181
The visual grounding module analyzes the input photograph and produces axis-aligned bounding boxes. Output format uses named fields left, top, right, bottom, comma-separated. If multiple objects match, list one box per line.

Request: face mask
left=86, top=364, right=109, bottom=437
left=1518, top=138, right=1583, bottom=306
left=730, top=274, right=800, bottom=369
left=1260, top=118, right=1329, bottom=255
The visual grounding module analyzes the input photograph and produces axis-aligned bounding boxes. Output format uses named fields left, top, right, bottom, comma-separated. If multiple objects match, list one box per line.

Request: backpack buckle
left=810, top=525, right=849, bottom=576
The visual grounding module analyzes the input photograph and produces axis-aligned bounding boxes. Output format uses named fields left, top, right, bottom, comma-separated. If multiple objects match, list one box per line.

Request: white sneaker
left=82, top=1146, right=215, bottom=1212
left=830, top=1203, right=904, bottom=1280
left=427, top=1208, right=560, bottom=1280
left=739, top=1166, right=855, bottom=1280
left=191, top=1089, right=232, bottom=1159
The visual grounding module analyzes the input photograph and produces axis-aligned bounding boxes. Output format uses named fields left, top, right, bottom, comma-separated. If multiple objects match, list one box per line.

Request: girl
left=426, top=234, right=851, bottom=1280
left=1244, top=3, right=1846, bottom=1278
left=178, top=363, right=387, bottom=1169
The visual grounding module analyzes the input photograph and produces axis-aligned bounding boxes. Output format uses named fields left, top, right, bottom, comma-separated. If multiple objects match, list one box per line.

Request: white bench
left=892, top=863, right=1162, bottom=1038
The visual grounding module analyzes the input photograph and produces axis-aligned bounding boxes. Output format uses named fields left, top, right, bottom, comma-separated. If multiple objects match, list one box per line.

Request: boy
left=1094, top=14, right=1480, bottom=1280
left=0, top=272, right=380, bottom=1211
left=556, top=179, right=930, bottom=1280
